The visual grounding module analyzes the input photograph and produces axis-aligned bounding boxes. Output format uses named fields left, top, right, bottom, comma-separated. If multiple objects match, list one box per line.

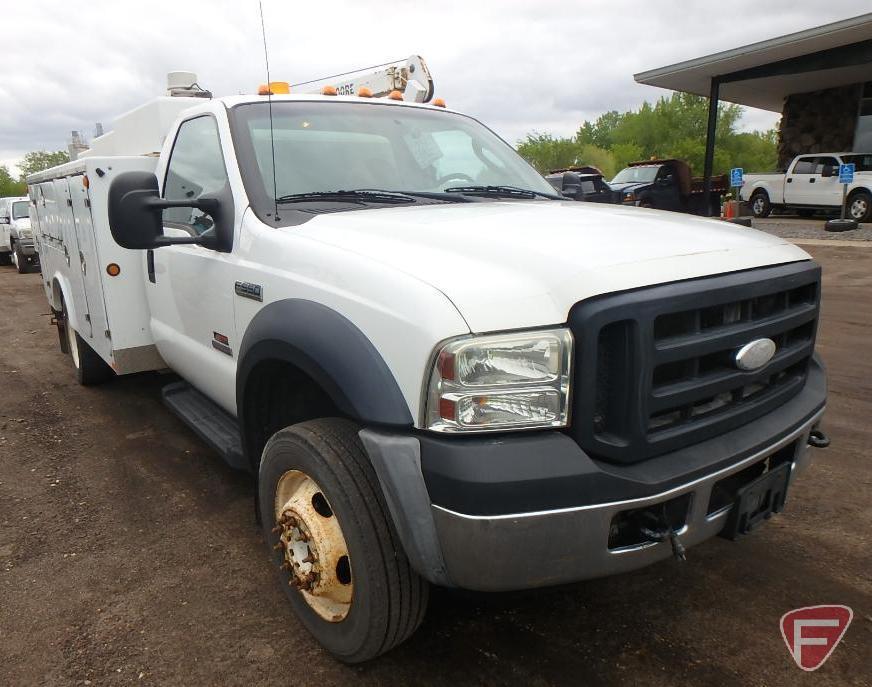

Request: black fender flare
left=236, top=299, right=414, bottom=451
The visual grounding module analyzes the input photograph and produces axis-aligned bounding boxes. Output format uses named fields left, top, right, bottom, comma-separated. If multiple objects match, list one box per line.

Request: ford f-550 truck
left=741, top=152, right=872, bottom=222
left=28, top=67, right=829, bottom=663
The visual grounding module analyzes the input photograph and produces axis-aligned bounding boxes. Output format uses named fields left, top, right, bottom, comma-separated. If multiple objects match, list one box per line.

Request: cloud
left=0, top=0, right=867, bottom=173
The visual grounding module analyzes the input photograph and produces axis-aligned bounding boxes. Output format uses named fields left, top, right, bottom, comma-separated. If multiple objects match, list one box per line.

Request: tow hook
left=639, top=505, right=687, bottom=561
left=808, top=428, right=830, bottom=449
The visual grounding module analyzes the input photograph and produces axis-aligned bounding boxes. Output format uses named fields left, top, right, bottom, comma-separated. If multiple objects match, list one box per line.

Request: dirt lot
left=1, top=244, right=870, bottom=686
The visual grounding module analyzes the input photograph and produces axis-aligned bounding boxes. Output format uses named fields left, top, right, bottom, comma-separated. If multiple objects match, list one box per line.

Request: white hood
left=299, top=201, right=810, bottom=332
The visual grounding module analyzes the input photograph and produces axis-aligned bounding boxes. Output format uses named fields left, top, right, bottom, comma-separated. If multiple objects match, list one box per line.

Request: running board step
left=162, top=381, right=248, bottom=471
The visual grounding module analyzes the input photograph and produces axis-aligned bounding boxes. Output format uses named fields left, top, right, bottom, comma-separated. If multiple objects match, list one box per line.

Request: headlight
left=425, top=328, right=573, bottom=432
left=623, top=192, right=636, bottom=203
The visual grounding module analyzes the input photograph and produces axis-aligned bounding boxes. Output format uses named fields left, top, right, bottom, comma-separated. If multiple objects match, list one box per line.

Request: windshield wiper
left=443, top=185, right=562, bottom=200
left=356, top=188, right=472, bottom=203
left=275, top=190, right=416, bottom=205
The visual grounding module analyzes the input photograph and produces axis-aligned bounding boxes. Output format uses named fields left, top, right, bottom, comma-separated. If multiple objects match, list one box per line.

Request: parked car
left=610, top=159, right=727, bottom=215
left=740, top=153, right=872, bottom=222
left=0, top=196, right=37, bottom=272
left=545, top=166, right=619, bottom=203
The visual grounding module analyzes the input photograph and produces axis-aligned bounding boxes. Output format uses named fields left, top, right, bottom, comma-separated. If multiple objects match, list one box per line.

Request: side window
left=814, top=157, right=838, bottom=174
left=163, top=116, right=228, bottom=235
left=792, top=158, right=816, bottom=175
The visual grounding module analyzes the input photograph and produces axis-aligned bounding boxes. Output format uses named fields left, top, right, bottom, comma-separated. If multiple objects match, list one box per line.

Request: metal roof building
left=635, top=13, right=872, bottom=213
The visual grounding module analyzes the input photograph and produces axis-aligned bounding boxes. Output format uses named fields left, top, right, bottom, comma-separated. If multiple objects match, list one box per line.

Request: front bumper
left=360, top=359, right=826, bottom=592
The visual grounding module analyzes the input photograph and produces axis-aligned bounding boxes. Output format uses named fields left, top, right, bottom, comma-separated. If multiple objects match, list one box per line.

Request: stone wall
left=777, top=84, right=861, bottom=169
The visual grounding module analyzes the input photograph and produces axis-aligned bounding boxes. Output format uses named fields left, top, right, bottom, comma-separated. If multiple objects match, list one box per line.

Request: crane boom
left=292, top=55, right=434, bottom=102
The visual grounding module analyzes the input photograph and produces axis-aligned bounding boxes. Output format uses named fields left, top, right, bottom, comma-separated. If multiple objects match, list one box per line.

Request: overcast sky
left=0, top=1, right=867, bottom=174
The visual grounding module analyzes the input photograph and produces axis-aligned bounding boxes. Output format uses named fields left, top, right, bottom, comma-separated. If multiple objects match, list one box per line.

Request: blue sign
left=839, top=163, right=855, bottom=185
left=730, top=167, right=744, bottom=187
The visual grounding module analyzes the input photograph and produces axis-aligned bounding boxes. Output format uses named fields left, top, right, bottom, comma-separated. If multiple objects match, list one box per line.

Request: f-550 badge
left=235, top=281, right=263, bottom=302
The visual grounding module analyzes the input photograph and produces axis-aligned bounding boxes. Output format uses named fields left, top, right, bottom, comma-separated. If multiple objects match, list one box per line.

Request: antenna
left=259, top=0, right=280, bottom=222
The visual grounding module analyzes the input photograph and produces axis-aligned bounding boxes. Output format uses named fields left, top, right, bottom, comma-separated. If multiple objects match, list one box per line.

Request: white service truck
left=0, top=195, right=38, bottom=272
left=741, top=152, right=872, bottom=222
left=29, top=62, right=829, bottom=663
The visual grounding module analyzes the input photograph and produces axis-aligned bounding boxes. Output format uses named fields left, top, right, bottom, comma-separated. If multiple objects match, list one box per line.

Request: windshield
left=231, top=101, right=556, bottom=219
left=12, top=201, right=28, bottom=220
left=842, top=154, right=872, bottom=172
left=611, top=166, right=659, bottom=184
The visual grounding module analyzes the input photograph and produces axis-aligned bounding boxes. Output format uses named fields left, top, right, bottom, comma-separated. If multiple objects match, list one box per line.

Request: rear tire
left=750, top=191, right=771, bottom=218
left=62, top=300, right=114, bottom=386
left=0, top=251, right=10, bottom=266
left=848, top=190, right=872, bottom=223
left=258, top=418, right=428, bottom=663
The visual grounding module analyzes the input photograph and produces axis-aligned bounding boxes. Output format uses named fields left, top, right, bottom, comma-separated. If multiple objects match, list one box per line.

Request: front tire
left=848, top=191, right=872, bottom=223
left=750, top=191, right=771, bottom=218
left=258, top=418, right=428, bottom=663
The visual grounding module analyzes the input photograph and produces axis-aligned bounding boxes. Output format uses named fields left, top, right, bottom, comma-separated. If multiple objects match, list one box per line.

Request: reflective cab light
left=322, top=85, right=338, bottom=96
left=357, top=87, right=373, bottom=98
left=387, top=90, right=403, bottom=100
left=258, top=81, right=289, bottom=95
left=82, top=175, right=90, bottom=189
left=425, top=329, right=573, bottom=433
left=432, top=98, right=446, bottom=108
left=106, top=263, right=121, bottom=277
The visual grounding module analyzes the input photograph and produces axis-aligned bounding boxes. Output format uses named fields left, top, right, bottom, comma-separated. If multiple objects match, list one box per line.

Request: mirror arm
left=144, top=197, right=220, bottom=212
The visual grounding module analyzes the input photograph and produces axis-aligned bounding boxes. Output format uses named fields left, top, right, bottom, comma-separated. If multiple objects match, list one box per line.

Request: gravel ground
left=753, top=215, right=872, bottom=241
left=1, top=245, right=871, bottom=686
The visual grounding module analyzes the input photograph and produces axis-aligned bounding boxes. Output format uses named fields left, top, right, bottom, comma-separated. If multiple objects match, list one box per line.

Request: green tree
left=516, top=133, right=584, bottom=173
left=0, top=165, right=26, bottom=197
left=517, top=93, right=777, bottom=180
left=18, top=150, right=70, bottom=179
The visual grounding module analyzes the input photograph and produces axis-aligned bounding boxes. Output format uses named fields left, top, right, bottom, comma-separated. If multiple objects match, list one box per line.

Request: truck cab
left=610, top=159, right=726, bottom=215
left=0, top=196, right=37, bottom=272
left=30, top=71, right=829, bottom=663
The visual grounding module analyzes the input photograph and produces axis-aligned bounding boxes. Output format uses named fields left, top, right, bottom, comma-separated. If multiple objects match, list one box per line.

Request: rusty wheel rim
left=273, top=470, right=353, bottom=622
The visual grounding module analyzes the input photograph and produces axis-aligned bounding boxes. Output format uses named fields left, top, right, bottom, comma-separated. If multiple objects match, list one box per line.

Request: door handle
left=147, top=249, right=155, bottom=283
left=786, top=178, right=792, bottom=183
left=809, top=178, right=816, bottom=183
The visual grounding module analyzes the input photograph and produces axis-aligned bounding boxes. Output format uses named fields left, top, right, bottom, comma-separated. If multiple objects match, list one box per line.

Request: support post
left=702, top=76, right=720, bottom=217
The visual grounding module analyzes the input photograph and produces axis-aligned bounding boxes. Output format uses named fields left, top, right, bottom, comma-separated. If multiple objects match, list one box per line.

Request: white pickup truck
left=741, top=152, right=872, bottom=222
left=0, top=195, right=38, bottom=272
left=28, top=69, right=829, bottom=662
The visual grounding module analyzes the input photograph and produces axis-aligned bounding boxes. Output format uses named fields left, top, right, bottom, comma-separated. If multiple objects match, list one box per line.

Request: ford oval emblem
left=734, top=338, right=776, bottom=371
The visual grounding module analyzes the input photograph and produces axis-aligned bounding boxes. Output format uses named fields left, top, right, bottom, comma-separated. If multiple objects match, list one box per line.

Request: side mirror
left=821, top=165, right=835, bottom=178
left=108, top=171, right=223, bottom=250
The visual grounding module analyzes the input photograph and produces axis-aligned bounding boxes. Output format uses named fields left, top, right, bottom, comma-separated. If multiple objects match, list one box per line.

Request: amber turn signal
left=106, top=263, right=121, bottom=277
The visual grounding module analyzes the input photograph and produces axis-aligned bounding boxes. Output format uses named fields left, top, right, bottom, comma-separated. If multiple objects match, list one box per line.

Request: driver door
left=146, top=115, right=238, bottom=413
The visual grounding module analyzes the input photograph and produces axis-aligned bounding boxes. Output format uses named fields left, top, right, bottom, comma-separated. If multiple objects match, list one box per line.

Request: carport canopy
left=634, top=13, right=872, bottom=214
